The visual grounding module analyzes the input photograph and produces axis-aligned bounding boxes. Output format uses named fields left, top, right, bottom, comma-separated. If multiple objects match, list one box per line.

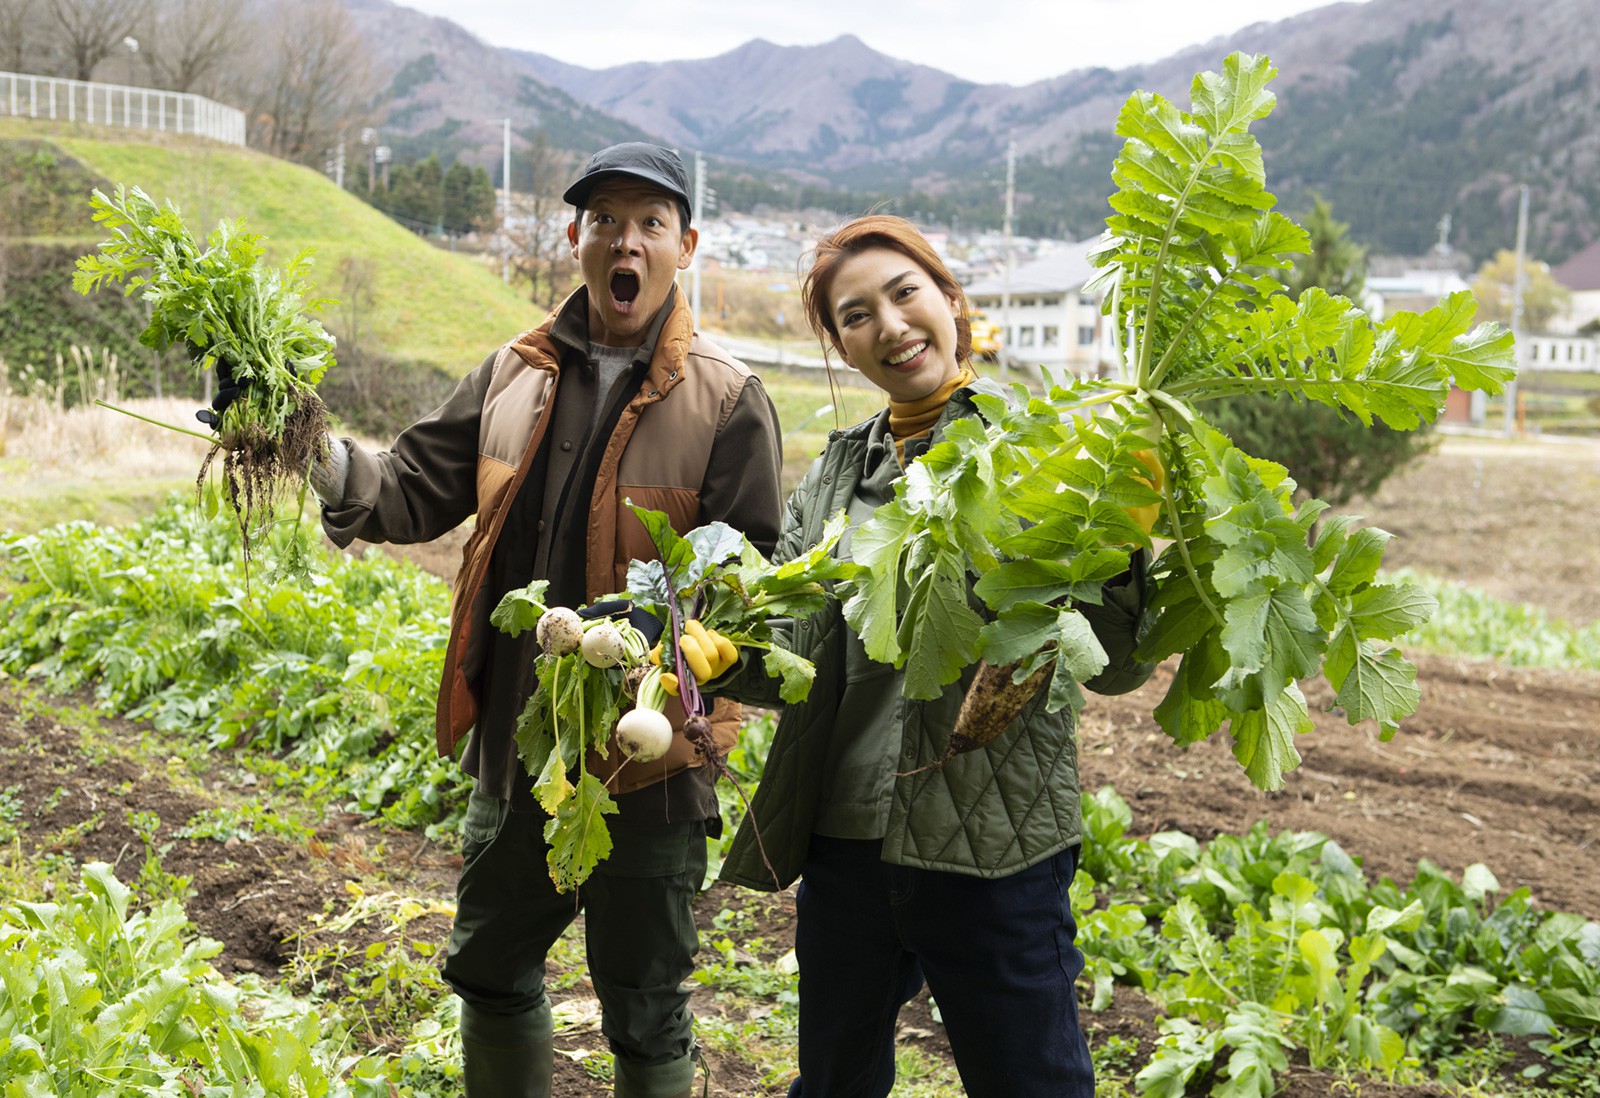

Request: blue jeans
left=787, top=836, right=1093, bottom=1098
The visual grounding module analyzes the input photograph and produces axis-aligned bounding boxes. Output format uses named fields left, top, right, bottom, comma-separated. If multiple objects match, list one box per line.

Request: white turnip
left=581, top=622, right=626, bottom=668
left=536, top=607, right=583, bottom=656
left=615, top=707, right=673, bottom=763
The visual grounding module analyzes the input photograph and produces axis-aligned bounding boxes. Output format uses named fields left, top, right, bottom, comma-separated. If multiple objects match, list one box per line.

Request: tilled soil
left=1080, top=653, right=1600, bottom=919
left=1358, top=434, right=1600, bottom=628
left=14, top=646, right=1593, bottom=1096
left=4, top=434, right=1599, bottom=1095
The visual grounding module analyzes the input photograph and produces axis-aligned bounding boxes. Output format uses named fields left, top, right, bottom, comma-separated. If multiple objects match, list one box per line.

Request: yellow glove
left=1122, top=448, right=1165, bottom=537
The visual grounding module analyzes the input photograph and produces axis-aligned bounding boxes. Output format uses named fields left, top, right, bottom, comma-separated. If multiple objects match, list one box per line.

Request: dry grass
left=1, top=349, right=217, bottom=533
left=1, top=350, right=211, bottom=479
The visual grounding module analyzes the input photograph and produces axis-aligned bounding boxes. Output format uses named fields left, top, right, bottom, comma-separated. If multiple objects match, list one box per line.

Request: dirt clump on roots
left=197, top=393, right=329, bottom=565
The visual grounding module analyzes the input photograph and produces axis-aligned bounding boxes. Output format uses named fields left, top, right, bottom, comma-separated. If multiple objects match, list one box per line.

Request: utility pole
left=361, top=128, right=377, bottom=193
left=1504, top=183, right=1529, bottom=438
left=1000, top=137, right=1015, bottom=372
left=502, top=118, right=512, bottom=284
left=691, top=151, right=705, bottom=321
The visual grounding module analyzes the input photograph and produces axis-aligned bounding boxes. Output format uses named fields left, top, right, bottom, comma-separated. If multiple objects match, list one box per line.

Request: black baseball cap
left=563, top=142, right=693, bottom=224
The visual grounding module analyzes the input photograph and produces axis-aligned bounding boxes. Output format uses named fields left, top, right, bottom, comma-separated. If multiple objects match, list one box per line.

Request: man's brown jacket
left=321, top=287, right=783, bottom=795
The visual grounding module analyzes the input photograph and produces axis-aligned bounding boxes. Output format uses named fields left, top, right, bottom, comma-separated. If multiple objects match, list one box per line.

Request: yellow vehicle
left=969, top=311, right=1002, bottom=361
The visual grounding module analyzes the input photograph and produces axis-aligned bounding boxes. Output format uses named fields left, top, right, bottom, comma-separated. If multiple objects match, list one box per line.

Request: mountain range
left=344, top=0, right=1600, bottom=264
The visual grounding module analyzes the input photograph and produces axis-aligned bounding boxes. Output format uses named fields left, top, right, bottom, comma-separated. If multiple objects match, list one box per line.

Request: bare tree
left=137, top=0, right=246, bottom=94
left=45, top=0, right=149, bottom=81
left=509, top=134, right=581, bottom=311
left=248, top=0, right=373, bottom=163
left=0, top=0, right=53, bottom=73
left=335, top=255, right=376, bottom=373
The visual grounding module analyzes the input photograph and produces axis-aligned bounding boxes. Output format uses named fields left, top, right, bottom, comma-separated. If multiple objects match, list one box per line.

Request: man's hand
left=578, top=600, right=665, bottom=648
left=194, top=351, right=248, bottom=432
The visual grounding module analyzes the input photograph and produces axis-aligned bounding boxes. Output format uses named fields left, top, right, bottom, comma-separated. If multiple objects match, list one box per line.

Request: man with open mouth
left=305, top=142, right=784, bottom=1098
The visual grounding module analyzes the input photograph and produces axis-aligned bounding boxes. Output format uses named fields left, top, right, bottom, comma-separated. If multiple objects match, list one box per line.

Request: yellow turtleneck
left=887, top=364, right=977, bottom=463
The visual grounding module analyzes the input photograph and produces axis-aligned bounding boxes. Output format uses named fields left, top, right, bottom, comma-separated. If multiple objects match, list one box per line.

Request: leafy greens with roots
left=842, top=53, right=1517, bottom=789
left=73, top=185, right=334, bottom=582
left=490, top=506, right=855, bottom=891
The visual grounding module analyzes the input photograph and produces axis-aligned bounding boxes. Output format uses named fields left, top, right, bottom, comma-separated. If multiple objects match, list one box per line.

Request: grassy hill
left=0, top=119, right=538, bottom=380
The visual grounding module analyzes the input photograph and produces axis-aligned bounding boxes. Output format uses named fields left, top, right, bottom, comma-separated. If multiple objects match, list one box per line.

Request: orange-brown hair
left=800, top=215, right=973, bottom=364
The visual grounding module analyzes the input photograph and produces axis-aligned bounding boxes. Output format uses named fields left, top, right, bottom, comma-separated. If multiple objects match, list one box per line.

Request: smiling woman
left=822, top=249, right=963, bottom=402
left=713, top=214, right=1157, bottom=1098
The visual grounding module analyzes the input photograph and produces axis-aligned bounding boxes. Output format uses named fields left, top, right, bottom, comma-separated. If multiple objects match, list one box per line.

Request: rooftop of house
left=1553, top=237, right=1600, bottom=292
left=964, top=240, right=1099, bottom=298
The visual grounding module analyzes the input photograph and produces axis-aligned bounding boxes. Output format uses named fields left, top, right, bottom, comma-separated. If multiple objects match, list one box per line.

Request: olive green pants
left=442, top=789, right=708, bottom=1073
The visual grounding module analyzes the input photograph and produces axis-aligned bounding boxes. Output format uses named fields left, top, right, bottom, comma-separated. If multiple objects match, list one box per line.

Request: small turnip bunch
left=490, top=583, right=658, bottom=890
left=73, top=185, right=334, bottom=583
left=488, top=506, right=855, bottom=890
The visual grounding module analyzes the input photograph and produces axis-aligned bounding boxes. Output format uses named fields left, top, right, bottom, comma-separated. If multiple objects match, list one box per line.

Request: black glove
left=578, top=599, right=664, bottom=647
left=194, top=352, right=249, bottom=431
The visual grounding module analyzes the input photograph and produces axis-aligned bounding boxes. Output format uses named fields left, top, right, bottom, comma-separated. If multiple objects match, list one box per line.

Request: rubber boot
left=612, top=1052, right=697, bottom=1098
left=460, top=999, right=554, bottom=1098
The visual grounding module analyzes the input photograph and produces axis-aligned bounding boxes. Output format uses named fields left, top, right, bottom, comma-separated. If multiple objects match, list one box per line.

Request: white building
left=964, top=241, right=1111, bottom=377
left=1552, top=238, right=1600, bottom=336
left=1524, top=334, right=1597, bottom=372
left=1362, top=268, right=1472, bottom=321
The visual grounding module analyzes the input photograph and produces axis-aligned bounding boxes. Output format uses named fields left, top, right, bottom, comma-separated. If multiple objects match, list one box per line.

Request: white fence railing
left=0, top=71, right=245, bottom=146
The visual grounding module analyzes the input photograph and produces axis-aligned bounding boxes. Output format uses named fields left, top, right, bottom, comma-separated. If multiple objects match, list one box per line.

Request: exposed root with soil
left=685, top=713, right=779, bottom=889
left=196, top=394, right=329, bottom=576
left=899, top=658, right=1052, bottom=776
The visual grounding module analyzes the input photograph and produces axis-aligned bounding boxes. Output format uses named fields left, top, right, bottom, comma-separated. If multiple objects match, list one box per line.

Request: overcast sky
left=399, top=0, right=1370, bottom=85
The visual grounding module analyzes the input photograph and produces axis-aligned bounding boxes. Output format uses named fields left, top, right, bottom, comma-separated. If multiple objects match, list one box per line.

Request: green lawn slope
left=1, top=119, right=538, bottom=377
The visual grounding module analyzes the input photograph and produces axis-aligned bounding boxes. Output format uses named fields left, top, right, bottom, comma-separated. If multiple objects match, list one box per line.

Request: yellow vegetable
left=661, top=672, right=679, bottom=697
left=682, top=619, right=738, bottom=680
left=684, top=619, right=714, bottom=651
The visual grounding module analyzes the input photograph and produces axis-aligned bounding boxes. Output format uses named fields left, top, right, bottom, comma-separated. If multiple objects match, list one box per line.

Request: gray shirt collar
left=550, top=282, right=679, bottom=370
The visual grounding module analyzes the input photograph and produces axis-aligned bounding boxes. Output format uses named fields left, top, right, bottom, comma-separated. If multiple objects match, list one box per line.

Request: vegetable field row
left=3, top=505, right=1599, bottom=1094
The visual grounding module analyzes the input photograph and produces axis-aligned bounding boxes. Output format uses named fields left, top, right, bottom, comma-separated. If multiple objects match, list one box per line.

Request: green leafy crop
left=842, top=53, right=1516, bottom=789
left=490, top=507, right=854, bottom=892
left=73, top=184, right=334, bottom=582
left=1071, top=789, right=1600, bottom=1095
